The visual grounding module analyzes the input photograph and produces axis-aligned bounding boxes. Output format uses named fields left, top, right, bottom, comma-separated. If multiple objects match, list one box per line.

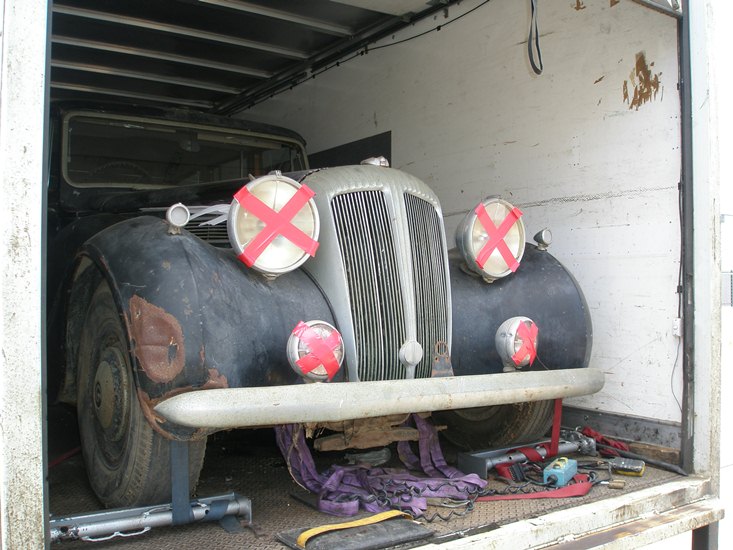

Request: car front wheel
left=76, top=279, right=206, bottom=508
left=433, top=400, right=555, bottom=451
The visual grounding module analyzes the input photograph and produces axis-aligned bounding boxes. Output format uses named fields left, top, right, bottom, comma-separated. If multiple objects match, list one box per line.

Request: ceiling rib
left=51, top=81, right=214, bottom=109
left=50, top=1, right=467, bottom=115
left=214, top=0, right=463, bottom=114
left=53, top=4, right=309, bottom=60
left=52, top=35, right=271, bottom=79
left=197, top=0, right=353, bottom=36
left=51, top=60, right=242, bottom=93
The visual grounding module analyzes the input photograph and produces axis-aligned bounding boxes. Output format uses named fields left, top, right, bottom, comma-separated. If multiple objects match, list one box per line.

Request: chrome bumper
left=154, top=368, right=604, bottom=429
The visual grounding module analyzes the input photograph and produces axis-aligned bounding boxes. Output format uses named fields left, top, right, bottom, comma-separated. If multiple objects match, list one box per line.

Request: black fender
left=76, top=216, right=337, bottom=438
left=48, top=212, right=130, bottom=402
left=449, top=245, right=593, bottom=375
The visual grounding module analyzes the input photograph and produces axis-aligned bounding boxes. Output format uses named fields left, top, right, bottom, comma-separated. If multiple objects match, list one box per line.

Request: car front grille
left=331, top=191, right=406, bottom=381
left=187, top=214, right=230, bottom=248
left=404, top=193, right=450, bottom=379
left=331, top=190, right=449, bottom=381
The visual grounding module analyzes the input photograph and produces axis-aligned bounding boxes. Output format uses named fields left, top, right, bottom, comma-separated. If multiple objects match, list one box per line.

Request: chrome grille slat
left=187, top=214, right=230, bottom=247
left=371, top=194, right=403, bottom=381
left=332, top=191, right=405, bottom=381
left=405, top=194, right=450, bottom=378
left=337, top=194, right=370, bottom=374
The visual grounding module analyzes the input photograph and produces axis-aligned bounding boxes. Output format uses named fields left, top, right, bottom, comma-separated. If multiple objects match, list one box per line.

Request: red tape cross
left=292, top=321, right=341, bottom=381
left=474, top=205, right=523, bottom=272
left=512, top=320, right=538, bottom=366
left=233, top=183, right=319, bottom=267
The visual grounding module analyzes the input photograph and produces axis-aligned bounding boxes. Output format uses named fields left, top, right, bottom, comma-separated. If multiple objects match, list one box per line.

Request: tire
left=433, top=400, right=555, bottom=451
left=76, top=279, right=206, bottom=508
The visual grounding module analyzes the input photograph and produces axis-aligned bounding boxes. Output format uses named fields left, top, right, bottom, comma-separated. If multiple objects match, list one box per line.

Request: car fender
left=449, top=244, right=593, bottom=375
left=78, top=215, right=337, bottom=438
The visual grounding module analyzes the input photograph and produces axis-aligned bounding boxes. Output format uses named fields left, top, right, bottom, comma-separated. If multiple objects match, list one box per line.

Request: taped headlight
left=456, top=197, right=525, bottom=282
left=228, top=173, right=319, bottom=276
left=287, top=320, right=344, bottom=382
left=495, top=316, right=538, bottom=370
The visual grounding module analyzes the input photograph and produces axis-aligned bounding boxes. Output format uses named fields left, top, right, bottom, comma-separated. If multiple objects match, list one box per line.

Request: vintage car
left=47, top=102, right=601, bottom=508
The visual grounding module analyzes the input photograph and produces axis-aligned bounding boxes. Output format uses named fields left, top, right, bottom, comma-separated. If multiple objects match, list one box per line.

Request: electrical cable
left=241, top=0, right=494, bottom=110
left=670, top=174, right=685, bottom=412
left=527, top=0, right=543, bottom=74
left=369, top=0, right=493, bottom=53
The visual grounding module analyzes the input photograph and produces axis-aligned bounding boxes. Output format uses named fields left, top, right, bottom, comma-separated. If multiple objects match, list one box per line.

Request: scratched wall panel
left=245, top=0, right=682, bottom=422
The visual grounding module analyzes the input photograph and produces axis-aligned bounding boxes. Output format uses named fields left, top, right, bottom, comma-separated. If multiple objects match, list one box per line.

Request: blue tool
left=543, top=457, right=578, bottom=487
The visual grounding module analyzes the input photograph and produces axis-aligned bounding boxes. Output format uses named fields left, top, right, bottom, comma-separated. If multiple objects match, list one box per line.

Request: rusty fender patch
left=623, top=52, right=662, bottom=110
left=137, top=368, right=228, bottom=440
left=128, top=295, right=186, bottom=384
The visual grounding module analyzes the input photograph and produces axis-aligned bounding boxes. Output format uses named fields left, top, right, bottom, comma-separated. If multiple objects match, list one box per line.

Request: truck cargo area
left=46, top=412, right=721, bottom=549
left=0, top=0, right=727, bottom=548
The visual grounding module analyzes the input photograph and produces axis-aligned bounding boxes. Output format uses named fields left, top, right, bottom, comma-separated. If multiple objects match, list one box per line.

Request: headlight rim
left=227, top=173, right=320, bottom=276
left=456, top=196, right=526, bottom=282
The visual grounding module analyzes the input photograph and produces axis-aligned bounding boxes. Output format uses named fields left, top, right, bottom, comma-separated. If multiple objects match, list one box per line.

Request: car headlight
left=228, top=173, right=320, bottom=277
left=456, top=197, right=525, bottom=282
left=495, top=316, right=538, bottom=370
left=287, top=320, right=344, bottom=382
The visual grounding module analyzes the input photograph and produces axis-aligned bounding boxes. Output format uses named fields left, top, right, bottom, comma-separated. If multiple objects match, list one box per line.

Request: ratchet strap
left=295, top=510, right=411, bottom=549
left=580, top=426, right=630, bottom=457
left=476, top=474, right=593, bottom=501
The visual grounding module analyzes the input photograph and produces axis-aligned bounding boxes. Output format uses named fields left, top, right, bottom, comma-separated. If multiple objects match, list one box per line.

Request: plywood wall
left=246, top=0, right=682, bottom=423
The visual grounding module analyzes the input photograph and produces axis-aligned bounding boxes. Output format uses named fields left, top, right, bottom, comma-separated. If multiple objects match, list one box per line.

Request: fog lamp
left=456, top=197, right=525, bottom=282
left=166, top=203, right=190, bottom=234
left=287, top=320, right=344, bottom=382
left=495, top=316, right=538, bottom=370
left=228, top=173, right=319, bottom=277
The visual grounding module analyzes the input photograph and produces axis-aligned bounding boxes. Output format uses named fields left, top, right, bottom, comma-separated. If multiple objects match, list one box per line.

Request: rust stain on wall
left=610, top=0, right=620, bottom=7
left=573, top=0, right=586, bottom=10
left=623, top=52, right=662, bottom=110
left=129, top=294, right=185, bottom=383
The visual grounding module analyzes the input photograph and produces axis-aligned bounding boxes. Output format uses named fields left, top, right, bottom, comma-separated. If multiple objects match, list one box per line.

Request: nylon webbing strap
left=295, top=510, right=411, bottom=549
left=275, top=415, right=487, bottom=518
left=550, top=398, right=563, bottom=456
left=476, top=474, right=593, bottom=501
left=170, top=440, right=193, bottom=525
left=528, top=0, right=543, bottom=75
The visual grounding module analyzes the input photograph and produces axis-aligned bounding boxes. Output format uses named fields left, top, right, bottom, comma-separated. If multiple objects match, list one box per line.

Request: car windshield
left=63, top=113, right=306, bottom=188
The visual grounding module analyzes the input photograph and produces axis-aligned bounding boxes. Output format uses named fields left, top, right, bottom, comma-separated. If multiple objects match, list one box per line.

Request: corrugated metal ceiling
left=50, top=0, right=457, bottom=115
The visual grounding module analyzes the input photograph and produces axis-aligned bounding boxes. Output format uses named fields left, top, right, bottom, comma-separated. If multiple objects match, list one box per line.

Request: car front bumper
left=153, top=368, right=604, bottom=429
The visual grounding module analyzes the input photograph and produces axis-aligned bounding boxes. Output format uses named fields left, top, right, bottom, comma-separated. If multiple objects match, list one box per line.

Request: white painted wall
left=0, top=0, right=49, bottom=548
left=246, top=0, right=683, bottom=423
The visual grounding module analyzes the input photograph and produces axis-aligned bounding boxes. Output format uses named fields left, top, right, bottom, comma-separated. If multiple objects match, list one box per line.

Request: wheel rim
left=91, top=333, right=131, bottom=467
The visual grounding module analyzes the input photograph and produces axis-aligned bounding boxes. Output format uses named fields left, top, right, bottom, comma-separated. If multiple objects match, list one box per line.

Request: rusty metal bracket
left=431, top=341, right=454, bottom=378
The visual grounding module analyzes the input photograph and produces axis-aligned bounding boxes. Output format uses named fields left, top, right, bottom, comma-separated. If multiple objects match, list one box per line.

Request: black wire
left=534, top=354, right=551, bottom=371
left=244, top=0, right=494, bottom=110
left=670, top=176, right=685, bottom=412
left=370, top=0, right=494, bottom=52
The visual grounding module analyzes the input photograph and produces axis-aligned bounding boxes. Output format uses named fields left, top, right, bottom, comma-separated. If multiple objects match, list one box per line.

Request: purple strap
left=274, top=414, right=486, bottom=517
